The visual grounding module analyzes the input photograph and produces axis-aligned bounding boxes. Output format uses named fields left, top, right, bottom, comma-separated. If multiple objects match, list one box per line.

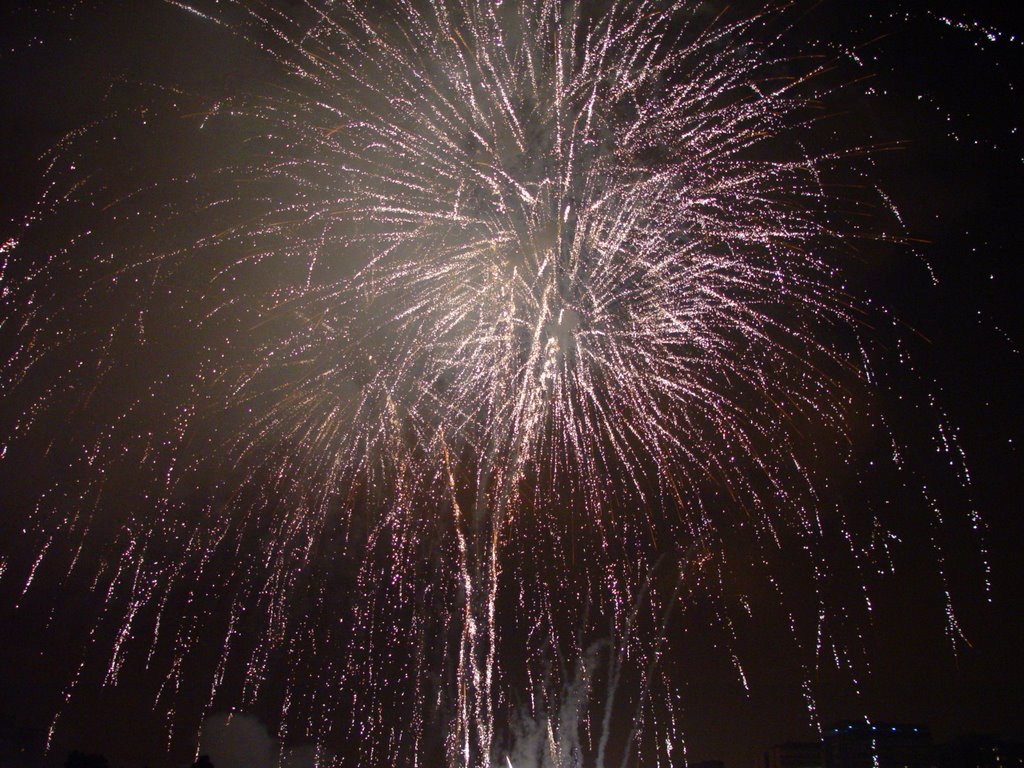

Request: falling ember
left=0, top=1, right=995, bottom=767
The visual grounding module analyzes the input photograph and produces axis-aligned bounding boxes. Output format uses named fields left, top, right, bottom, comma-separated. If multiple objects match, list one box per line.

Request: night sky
left=1, top=2, right=1022, bottom=768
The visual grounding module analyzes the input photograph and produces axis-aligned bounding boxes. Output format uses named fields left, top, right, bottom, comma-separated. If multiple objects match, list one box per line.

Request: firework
left=0, top=1, right=985, bottom=766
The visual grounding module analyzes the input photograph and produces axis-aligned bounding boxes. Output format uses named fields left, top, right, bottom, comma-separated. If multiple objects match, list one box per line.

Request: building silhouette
left=823, top=722, right=931, bottom=768
left=932, top=735, right=1024, bottom=768
left=765, top=741, right=823, bottom=768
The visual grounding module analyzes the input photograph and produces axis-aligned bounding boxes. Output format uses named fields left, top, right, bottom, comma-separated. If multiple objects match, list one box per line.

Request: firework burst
left=0, top=1, right=986, bottom=766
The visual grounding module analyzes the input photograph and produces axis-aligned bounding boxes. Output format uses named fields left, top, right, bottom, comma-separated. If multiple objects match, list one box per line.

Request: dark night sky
left=1, top=2, right=1022, bottom=767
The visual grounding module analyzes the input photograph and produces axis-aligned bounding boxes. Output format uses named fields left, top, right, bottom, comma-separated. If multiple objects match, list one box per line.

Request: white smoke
left=198, top=712, right=324, bottom=768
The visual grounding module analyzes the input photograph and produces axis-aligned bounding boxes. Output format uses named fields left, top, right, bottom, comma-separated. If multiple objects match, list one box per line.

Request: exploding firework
left=0, top=1, right=992, bottom=766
